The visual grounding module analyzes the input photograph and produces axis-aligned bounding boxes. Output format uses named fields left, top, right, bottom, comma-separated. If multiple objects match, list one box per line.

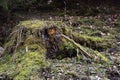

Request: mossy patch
left=71, top=32, right=112, bottom=51
left=18, top=20, right=47, bottom=29
left=18, top=20, right=65, bottom=29
left=0, top=51, right=50, bottom=79
left=78, top=18, right=106, bottom=27
left=14, top=51, right=47, bottom=80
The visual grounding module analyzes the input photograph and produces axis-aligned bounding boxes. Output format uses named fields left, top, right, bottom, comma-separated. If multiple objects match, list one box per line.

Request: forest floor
left=0, top=12, right=120, bottom=80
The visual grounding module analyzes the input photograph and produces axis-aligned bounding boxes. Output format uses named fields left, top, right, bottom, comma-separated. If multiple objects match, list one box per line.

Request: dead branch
left=60, top=34, right=92, bottom=58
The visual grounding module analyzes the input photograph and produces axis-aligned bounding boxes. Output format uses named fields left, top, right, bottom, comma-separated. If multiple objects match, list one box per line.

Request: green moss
left=18, top=20, right=65, bottom=29
left=1, top=20, right=54, bottom=79
left=79, top=35, right=103, bottom=42
left=71, top=32, right=112, bottom=50
left=78, top=18, right=106, bottom=27
left=73, top=32, right=104, bottom=43
left=78, top=46, right=110, bottom=63
left=93, top=51, right=109, bottom=63
left=0, top=51, right=49, bottom=79
left=18, top=20, right=47, bottom=29
left=14, top=51, right=47, bottom=80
